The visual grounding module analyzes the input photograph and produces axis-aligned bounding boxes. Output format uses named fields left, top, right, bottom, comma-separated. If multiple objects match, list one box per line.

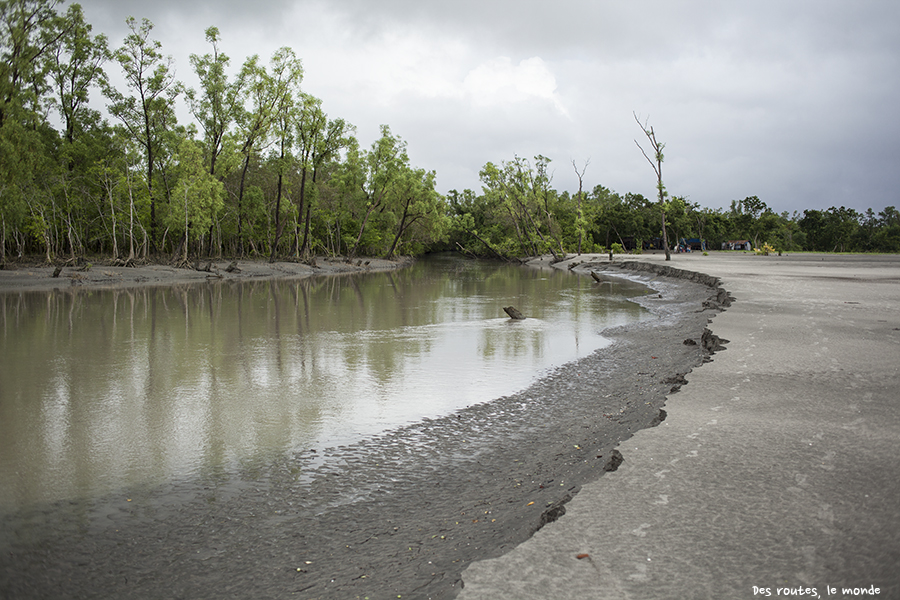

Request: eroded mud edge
left=0, top=260, right=733, bottom=600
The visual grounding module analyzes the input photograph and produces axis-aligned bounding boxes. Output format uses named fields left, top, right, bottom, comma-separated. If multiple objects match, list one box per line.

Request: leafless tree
left=572, top=158, right=590, bottom=254
left=634, top=112, right=671, bottom=261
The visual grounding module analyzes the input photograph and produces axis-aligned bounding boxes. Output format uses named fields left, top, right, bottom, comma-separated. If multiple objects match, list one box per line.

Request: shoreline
left=458, top=252, right=900, bottom=599
left=1, top=254, right=728, bottom=599
left=0, top=255, right=412, bottom=294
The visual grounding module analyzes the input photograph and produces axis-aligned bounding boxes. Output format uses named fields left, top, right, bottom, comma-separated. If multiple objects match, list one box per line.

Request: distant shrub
left=755, top=243, right=776, bottom=256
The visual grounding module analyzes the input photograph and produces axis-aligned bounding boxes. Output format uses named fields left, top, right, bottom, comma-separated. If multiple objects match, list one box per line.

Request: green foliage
left=755, top=243, right=776, bottom=256
left=44, top=3, right=108, bottom=145
left=104, top=16, right=180, bottom=249
left=167, top=138, right=224, bottom=247
left=474, top=155, right=565, bottom=259
left=185, top=26, right=242, bottom=177
left=1, top=4, right=897, bottom=261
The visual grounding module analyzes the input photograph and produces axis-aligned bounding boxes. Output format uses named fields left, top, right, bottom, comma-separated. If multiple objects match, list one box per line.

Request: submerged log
left=503, top=306, right=526, bottom=320
left=590, top=271, right=602, bottom=283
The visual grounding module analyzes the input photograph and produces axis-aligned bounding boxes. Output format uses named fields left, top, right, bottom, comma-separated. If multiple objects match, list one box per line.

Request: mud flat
left=0, top=256, right=410, bottom=294
left=461, top=252, right=900, bottom=600
left=1, top=255, right=728, bottom=599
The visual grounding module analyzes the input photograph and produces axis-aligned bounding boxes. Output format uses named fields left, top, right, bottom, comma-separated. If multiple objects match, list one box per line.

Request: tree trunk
left=294, top=165, right=309, bottom=257
left=270, top=168, right=285, bottom=263
left=468, top=229, right=508, bottom=261
left=183, top=188, right=190, bottom=264
left=351, top=200, right=379, bottom=257
left=301, top=204, right=312, bottom=258
left=237, top=154, right=250, bottom=257
left=145, top=116, right=157, bottom=253
left=385, top=196, right=413, bottom=259
left=662, top=210, right=671, bottom=260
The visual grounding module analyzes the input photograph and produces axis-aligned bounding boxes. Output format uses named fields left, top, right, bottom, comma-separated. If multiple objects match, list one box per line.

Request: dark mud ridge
left=1, top=262, right=732, bottom=600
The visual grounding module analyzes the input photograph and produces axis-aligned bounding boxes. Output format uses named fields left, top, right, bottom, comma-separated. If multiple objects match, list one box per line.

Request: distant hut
left=686, top=238, right=705, bottom=251
left=722, top=239, right=752, bottom=251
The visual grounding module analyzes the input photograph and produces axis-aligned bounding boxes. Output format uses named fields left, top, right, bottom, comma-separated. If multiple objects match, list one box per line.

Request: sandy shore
left=461, top=252, right=900, bottom=599
left=1, top=253, right=728, bottom=599
left=0, top=256, right=411, bottom=294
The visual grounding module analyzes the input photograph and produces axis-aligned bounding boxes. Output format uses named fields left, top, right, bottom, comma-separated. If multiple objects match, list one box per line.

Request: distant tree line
left=2, top=1, right=898, bottom=265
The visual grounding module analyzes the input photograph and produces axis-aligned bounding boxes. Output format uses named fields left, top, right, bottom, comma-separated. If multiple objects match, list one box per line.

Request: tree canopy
left=1, top=2, right=898, bottom=264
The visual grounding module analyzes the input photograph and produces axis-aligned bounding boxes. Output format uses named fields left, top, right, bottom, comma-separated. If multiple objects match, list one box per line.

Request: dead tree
left=572, top=159, right=590, bottom=255
left=634, top=113, right=671, bottom=261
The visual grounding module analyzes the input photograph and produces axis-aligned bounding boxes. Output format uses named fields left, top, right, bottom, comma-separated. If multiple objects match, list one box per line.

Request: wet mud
left=1, top=261, right=730, bottom=599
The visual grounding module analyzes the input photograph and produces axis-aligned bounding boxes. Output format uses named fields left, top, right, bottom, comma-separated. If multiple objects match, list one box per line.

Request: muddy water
left=0, top=255, right=649, bottom=514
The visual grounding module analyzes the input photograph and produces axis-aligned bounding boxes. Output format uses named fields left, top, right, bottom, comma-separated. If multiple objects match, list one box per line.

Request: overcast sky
left=76, top=0, right=900, bottom=215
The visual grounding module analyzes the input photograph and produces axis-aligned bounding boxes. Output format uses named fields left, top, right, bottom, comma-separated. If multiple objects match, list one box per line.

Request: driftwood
left=590, top=271, right=602, bottom=283
left=224, top=261, right=240, bottom=273
left=503, top=306, right=526, bottom=320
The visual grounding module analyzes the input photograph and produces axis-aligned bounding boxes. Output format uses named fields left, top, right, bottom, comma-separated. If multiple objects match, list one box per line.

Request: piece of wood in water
left=503, top=306, right=526, bottom=320
left=590, top=271, right=602, bottom=283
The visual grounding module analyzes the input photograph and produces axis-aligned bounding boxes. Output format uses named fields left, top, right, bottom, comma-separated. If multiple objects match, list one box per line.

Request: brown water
left=0, top=255, right=649, bottom=513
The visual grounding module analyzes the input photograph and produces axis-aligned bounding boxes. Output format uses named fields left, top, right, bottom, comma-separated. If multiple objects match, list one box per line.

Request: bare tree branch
left=633, top=111, right=671, bottom=260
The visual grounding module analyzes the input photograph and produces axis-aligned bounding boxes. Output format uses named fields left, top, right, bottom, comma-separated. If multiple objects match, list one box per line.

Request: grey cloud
left=76, top=0, right=900, bottom=213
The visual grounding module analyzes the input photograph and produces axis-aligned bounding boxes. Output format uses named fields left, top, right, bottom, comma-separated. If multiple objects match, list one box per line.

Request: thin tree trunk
left=301, top=204, right=312, bottom=258
left=270, top=170, right=285, bottom=262
left=385, top=196, right=413, bottom=259
left=662, top=210, right=670, bottom=259
left=144, top=114, right=156, bottom=254
left=294, top=165, right=308, bottom=257
left=183, top=188, right=190, bottom=263
left=237, top=154, right=250, bottom=257
left=351, top=203, right=377, bottom=257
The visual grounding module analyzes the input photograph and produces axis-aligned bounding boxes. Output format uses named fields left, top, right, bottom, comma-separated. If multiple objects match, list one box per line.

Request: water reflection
left=0, top=256, right=649, bottom=511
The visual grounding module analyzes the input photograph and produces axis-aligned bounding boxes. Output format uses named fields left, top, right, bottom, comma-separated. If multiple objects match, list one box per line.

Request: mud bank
left=0, top=255, right=411, bottom=294
left=459, top=252, right=900, bottom=599
left=0, top=256, right=730, bottom=600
